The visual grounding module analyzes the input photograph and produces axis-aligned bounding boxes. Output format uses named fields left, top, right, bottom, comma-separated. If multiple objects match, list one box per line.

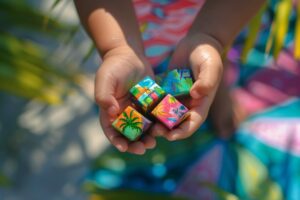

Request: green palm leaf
left=0, top=0, right=80, bottom=104
left=0, top=1, right=71, bottom=36
left=119, top=123, right=127, bottom=128
left=131, top=117, right=139, bottom=123
left=133, top=127, right=142, bottom=133
left=129, top=109, right=134, bottom=119
left=122, top=111, right=130, bottom=121
left=0, top=172, right=11, bottom=187
left=50, top=0, right=63, bottom=11
left=242, top=1, right=300, bottom=61
left=265, top=0, right=292, bottom=59
left=265, top=21, right=275, bottom=57
left=272, top=0, right=292, bottom=59
left=131, top=122, right=143, bottom=127
left=241, top=3, right=267, bottom=63
left=120, top=118, right=128, bottom=123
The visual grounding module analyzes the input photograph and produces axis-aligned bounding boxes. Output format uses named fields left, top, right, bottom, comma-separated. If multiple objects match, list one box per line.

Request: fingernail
left=167, top=136, right=176, bottom=141
left=153, top=131, right=164, bottom=137
left=116, top=144, right=125, bottom=152
left=148, top=143, right=156, bottom=149
left=138, top=149, right=146, bottom=155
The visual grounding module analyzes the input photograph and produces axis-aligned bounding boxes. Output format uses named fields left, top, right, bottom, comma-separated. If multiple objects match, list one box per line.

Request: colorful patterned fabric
left=86, top=1, right=300, bottom=199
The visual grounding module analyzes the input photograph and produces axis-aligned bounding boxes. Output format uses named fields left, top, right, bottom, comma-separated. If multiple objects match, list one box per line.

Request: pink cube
left=151, top=94, right=189, bottom=129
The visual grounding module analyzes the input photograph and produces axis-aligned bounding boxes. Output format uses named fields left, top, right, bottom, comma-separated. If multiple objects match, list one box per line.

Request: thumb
left=94, top=69, right=120, bottom=118
left=189, top=46, right=223, bottom=100
left=190, top=78, right=216, bottom=99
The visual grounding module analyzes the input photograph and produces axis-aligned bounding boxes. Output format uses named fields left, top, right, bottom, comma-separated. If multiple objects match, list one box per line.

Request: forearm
left=74, top=0, right=144, bottom=57
left=189, top=0, right=266, bottom=50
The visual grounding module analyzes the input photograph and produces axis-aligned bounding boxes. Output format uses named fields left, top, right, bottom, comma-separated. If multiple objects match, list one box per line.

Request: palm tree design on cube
left=119, top=109, right=143, bottom=141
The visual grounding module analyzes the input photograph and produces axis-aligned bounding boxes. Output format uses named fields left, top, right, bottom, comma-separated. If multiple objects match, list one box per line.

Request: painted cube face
left=112, top=106, right=152, bottom=141
left=156, top=69, right=193, bottom=97
left=151, top=94, right=189, bottom=129
left=130, top=76, right=166, bottom=112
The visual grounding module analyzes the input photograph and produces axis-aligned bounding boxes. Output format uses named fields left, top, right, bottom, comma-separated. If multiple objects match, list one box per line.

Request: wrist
left=184, top=32, right=224, bottom=55
left=99, top=39, right=145, bottom=59
left=101, top=44, right=152, bottom=75
left=102, top=43, right=145, bottom=60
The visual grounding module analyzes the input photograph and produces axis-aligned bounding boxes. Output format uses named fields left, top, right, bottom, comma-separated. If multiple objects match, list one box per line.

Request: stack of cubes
left=112, top=69, right=194, bottom=141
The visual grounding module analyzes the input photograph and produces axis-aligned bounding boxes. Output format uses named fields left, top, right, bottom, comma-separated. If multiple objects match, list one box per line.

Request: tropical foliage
left=119, top=109, right=143, bottom=134
left=0, top=0, right=81, bottom=104
left=242, top=0, right=300, bottom=62
left=0, top=172, right=11, bottom=187
left=112, top=107, right=144, bottom=140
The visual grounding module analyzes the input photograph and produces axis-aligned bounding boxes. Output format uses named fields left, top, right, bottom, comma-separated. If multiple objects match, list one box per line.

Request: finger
left=190, top=79, right=215, bottom=99
left=100, top=111, right=128, bottom=152
left=166, top=97, right=211, bottom=141
left=189, top=46, right=223, bottom=99
left=141, top=135, right=156, bottom=149
left=127, top=141, right=146, bottom=155
left=103, top=126, right=129, bottom=152
left=95, top=65, right=120, bottom=118
left=111, top=135, right=129, bottom=152
left=190, top=70, right=221, bottom=99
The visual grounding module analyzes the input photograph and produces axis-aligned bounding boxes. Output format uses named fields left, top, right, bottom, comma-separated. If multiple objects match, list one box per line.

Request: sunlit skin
left=75, top=0, right=266, bottom=155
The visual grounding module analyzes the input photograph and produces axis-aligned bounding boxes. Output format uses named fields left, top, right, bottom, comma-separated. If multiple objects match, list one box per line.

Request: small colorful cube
left=112, top=106, right=152, bottom=141
left=130, top=76, right=166, bottom=112
left=151, top=94, right=189, bottom=129
left=156, top=69, right=194, bottom=97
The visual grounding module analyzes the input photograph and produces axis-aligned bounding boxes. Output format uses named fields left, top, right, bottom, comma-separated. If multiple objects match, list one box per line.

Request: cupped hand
left=95, top=45, right=156, bottom=155
left=151, top=33, right=224, bottom=141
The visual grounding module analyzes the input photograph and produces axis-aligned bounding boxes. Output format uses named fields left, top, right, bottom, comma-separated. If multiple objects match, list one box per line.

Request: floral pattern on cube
left=130, top=76, right=166, bottom=112
left=156, top=69, right=193, bottom=97
left=112, top=106, right=152, bottom=141
left=151, top=94, right=189, bottom=129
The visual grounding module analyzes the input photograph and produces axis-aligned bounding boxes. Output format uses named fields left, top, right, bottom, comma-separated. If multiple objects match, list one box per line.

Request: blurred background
left=0, top=1, right=108, bottom=199
left=1, top=0, right=300, bottom=200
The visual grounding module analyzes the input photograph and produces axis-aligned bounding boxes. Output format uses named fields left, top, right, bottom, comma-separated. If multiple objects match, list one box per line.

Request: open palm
left=95, top=46, right=156, bottom=154
left=151, top=34, right=224, bottom=140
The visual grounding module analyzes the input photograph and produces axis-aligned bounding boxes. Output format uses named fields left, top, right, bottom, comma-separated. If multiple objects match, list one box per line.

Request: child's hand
left=95, top=46, right=156, bottom=155
left=151, top=33, right=224, bottom=140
